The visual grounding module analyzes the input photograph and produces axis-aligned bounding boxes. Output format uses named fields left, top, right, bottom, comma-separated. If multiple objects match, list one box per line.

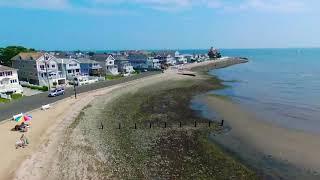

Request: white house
left=55, top=58, right=81, bottom=80
left=175, top=55, right=188, bottom=64
left=0, top=65, right=23, bottom=94
left=12, top=52, right=66, bottom=87
left=105, top=55, right=119, bottom=75
left=147, top=57, right=161, bottom=69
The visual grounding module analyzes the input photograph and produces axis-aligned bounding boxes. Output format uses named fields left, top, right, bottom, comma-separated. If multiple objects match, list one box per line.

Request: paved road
left=0, top=71, right=160, bottom=121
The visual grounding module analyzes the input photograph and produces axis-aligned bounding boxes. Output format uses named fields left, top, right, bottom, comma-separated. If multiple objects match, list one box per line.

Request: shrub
left=11, top=93, right=23, bottom=99
left=22, top=84, right=48, bottom=91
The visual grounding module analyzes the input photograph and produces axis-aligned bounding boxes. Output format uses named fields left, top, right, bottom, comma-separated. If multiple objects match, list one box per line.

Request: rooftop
left=11, top=52, right=44, bottom=61
left=0, top=65, right=16, bottom=72
left=55, top=58, right=79, bottom=64
left=77, top=58, right=99, bottom=64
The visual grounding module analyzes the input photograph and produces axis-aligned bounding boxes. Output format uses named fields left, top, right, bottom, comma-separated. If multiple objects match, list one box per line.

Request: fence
left=0, top=93, right=11, bottom=100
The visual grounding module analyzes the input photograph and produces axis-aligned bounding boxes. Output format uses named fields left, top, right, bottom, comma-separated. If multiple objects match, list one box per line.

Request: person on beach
left=15, top=134, right=29, bottom=149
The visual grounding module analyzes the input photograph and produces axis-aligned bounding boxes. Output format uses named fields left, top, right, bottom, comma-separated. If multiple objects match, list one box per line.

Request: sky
left=0, top=0, right=319, bottom=50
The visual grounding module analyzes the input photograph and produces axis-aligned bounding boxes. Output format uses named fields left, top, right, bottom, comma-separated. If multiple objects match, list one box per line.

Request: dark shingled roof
left=0, top=65, right=16, bottom=71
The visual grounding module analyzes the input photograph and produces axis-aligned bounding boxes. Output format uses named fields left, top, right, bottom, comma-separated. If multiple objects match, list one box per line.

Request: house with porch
left=0, top=65, right=23, bottom=94
left=128, top=54, right=149, bottom=70
left=77, top=58, right=102, bottom=76
left=105, top=55, right=119, bottom=75
left=114, top=55, right=135, bottom=74
left=55, top=58, right=81, bottom=80
left=12, top=52, right=66, bottom=87
left=175, top=55, right=188, bottom=64
left=154, top=50, right=179, bottom=65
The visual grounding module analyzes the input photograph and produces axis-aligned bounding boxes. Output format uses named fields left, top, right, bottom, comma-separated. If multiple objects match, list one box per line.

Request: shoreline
left=5, top=57, right=318, bottom=179
left=196, top=88, right=320, bottom=178
left=0, top=59, right=252, bottom=179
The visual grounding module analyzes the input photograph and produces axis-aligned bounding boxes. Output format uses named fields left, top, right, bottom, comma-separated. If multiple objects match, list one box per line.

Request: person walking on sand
left=16, top=134, right=29, bottom=149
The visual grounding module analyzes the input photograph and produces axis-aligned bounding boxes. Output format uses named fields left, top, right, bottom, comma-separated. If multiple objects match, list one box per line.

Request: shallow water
left=185, top=48, right=320, bottom=134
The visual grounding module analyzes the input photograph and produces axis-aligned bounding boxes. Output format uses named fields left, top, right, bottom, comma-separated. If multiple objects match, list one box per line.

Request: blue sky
left=0, top=0, right=319, bottom=50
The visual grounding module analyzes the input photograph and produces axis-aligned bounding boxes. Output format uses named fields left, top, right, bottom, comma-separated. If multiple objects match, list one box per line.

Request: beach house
left=147, top=57, right=161, bottom=69
left=105, top=55, right=119, bottom=75
left=154, top=51, right=179, bottom=65
left=114, top=55, right=135, bottom=74
left=12, top=52, right=66, bottom=86
left=128, top=54, right=149, bottom=70
left=55, top=58, right=81, bottom=80
left=175, top=55, right=188, bottom=64
left=0, top=65, right=23, bottom=94
left=77, top=58, right=102, bottom=76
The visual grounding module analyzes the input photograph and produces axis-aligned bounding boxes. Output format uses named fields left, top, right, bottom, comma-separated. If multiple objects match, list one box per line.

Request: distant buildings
left=0, top=65, right=23, bottom=94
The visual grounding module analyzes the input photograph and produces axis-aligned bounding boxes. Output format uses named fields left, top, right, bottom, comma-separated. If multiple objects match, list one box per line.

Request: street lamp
left=73, top=77, right=78, bottom=99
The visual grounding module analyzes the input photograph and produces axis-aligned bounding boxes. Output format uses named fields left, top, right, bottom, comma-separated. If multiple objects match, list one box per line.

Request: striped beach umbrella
left=15, top=114, right=32, bottom=123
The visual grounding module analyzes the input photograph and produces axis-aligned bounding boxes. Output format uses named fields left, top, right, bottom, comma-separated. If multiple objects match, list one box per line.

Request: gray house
left=128, top=54, right=149, bottom=70
left=55, top=58, right=81, bottom=80
left=114, top=55, right=135, bottom=74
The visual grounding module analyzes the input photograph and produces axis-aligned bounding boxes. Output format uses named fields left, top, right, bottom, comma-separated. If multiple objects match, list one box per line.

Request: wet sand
left=199, top=95, right=320, bottom=178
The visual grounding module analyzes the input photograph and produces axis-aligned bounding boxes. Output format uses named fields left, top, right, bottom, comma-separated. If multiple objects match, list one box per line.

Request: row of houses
left=0, top=50, right=213, bottom=94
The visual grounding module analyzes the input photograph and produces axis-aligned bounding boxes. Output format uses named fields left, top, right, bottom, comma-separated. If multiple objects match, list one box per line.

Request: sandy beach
left=2, top=57, right=317, bottom=179
left=0, top=59, right=240, bottom=180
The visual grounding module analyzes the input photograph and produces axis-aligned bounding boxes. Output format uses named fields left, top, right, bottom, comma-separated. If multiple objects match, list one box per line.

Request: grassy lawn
left=0, top=93, right=23, bottom=103
left=105, top=74, right=123, bottom=80
left=0, top=98, right=10, bottom=103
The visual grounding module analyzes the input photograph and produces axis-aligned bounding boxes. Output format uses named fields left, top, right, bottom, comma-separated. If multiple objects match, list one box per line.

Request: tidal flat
left=52, top=76, right=257, bottom=179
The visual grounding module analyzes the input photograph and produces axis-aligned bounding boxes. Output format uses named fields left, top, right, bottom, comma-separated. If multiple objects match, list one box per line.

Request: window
left=68, top=70, right=72, bottom=73
left=34, top=65, right=36, bottom=68
left=6, top=71, right=12, bottom=76
left=0, top=72, right=3, bottom=76
left=52, top=65, right=56, bottom=68
left=40, top=65, right=45, bottom=70
left=76, top=69, right=79, bottom=72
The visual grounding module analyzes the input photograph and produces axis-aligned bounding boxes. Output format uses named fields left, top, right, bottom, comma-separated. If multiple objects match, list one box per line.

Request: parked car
left=48, top=88, right=65, bottom=97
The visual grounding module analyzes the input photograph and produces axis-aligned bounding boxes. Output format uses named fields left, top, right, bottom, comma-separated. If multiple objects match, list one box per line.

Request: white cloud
left=0, top=0, right=311, bottom=14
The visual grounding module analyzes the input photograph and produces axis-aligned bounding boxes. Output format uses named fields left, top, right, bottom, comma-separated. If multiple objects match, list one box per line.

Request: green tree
left=0, top=46, right=35, bottom=67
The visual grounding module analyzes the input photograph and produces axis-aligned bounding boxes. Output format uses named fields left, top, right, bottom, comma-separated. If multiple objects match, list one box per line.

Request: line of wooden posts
left=100, top=120, right=224, bottom=130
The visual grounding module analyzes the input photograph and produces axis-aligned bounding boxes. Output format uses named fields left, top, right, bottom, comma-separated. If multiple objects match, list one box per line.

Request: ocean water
left=185, top=49, right=320, bottom=134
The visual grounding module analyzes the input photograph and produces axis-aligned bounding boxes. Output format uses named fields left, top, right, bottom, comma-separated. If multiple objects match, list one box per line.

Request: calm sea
left=183, top=49, right=320, bottom=134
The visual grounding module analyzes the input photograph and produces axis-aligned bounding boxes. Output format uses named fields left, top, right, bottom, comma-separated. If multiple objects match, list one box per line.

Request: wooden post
left=164, top=122, right=167, bottom=128
left=179, top=122, right=182, bottom=128
left=135, top=123, right=137, bottom=129
left=150, top=122, right=152, bottom=128
left=208, top=121, right=211, bottom=127
left=119, top=123, right=121, bottom=129
left=194, top=121, right=197, bottom=127
left=100, top=122, right=104, bottom=129
left=220, top=119, right=224, bottom=127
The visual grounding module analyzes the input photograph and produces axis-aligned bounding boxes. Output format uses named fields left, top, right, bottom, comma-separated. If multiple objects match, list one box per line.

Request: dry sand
left=202, top=96, right=320, bottom=173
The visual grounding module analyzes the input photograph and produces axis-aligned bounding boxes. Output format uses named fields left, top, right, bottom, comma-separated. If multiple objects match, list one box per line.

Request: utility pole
left=44, top=55, right=51, bottom=91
